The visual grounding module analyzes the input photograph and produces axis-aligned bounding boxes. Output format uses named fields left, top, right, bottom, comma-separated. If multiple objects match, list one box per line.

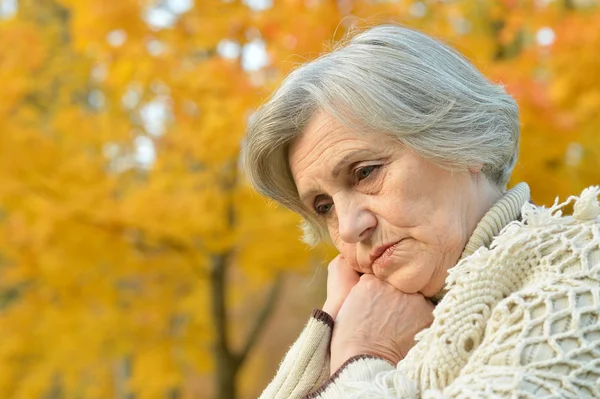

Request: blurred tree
left=0, top=1, right=319, bottom=398
left=0, top=1, right=598, bottom=399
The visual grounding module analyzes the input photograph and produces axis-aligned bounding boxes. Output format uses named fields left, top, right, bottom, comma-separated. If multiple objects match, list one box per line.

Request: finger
left=330, top=256, right=360, bottom=278
left=327, top=254, right=345, bottom=272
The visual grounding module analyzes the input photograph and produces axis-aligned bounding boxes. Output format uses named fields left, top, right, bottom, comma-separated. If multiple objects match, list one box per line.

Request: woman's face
left=289, top=112, right=497, bottom=297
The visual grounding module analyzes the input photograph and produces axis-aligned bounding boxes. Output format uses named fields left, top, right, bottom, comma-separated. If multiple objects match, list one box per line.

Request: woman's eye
left=355, top=165, right=379, bottom=181
left=314, top=201, right=333, bottom=215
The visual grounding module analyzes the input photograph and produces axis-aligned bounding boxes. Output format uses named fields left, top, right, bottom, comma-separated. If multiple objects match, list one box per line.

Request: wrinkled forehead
left=289, top=111, right=345, bottom=155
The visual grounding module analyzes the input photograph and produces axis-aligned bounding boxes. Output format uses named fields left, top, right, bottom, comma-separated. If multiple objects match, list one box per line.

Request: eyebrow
left=298, top=149, right=373, bottom=206
left=331, top=149, right=373, bottom=178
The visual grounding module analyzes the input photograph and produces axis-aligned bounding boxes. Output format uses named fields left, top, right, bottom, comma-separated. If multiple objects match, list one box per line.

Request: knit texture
left=259, top=309, right=332, bottom=399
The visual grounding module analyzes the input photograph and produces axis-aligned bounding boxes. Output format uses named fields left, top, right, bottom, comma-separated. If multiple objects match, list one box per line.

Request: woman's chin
left=381, top=259, right=437, bottom=295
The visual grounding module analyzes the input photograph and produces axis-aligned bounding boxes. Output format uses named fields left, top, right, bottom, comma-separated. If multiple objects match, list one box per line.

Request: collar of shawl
left=432, top=182, right=531, bottom=303
left=460, top=182, right=531, bottom=260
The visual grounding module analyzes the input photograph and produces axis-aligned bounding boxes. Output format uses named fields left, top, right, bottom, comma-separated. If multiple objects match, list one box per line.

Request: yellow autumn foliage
left=0, top=1, right=598, bottom=399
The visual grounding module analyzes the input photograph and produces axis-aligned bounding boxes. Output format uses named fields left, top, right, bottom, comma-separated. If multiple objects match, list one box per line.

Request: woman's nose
left=335, top=196, right=377, bottom=243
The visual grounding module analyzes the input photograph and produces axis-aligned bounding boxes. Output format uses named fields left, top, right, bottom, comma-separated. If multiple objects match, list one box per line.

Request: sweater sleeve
left=302, top=274, right=600, bottom=399
left=259, top=309, right=334, bottom=399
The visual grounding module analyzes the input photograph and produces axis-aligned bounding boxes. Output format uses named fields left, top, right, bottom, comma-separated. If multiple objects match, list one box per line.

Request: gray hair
left=242, top=24, right=520, bottom=245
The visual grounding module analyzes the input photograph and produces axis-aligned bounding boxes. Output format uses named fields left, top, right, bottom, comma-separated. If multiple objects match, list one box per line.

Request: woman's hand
left=329, top=274, right=435, bottom=374
left=322, top=255, right=361, bottom=319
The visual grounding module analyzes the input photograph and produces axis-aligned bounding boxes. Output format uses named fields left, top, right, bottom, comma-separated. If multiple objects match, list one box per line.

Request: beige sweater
left=259, top=183, right=600, bottom=399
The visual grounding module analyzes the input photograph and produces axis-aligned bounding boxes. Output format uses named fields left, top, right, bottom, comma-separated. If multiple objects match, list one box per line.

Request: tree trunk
left=210, top=253, right=238, bottom=399
left=215, top=353, right=238, bottom=399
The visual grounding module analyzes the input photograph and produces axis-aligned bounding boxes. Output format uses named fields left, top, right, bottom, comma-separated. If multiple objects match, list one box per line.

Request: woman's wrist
left=321, top=299, right=340, bottom=319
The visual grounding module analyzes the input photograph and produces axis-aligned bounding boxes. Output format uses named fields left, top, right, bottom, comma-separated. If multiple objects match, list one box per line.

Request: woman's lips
left=371, top=240, right=402, bottom=269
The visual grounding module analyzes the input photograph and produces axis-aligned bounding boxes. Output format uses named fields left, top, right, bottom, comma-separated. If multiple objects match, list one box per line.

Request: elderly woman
left=243, top=25, right=600, bottom=398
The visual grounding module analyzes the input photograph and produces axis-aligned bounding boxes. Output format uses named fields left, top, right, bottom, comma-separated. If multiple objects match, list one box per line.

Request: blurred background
left=0, top=0, right=599, bottom=398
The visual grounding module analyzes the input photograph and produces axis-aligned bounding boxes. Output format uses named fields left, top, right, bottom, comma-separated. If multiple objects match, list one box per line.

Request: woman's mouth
left=371, top=240, right=402, bottom=268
